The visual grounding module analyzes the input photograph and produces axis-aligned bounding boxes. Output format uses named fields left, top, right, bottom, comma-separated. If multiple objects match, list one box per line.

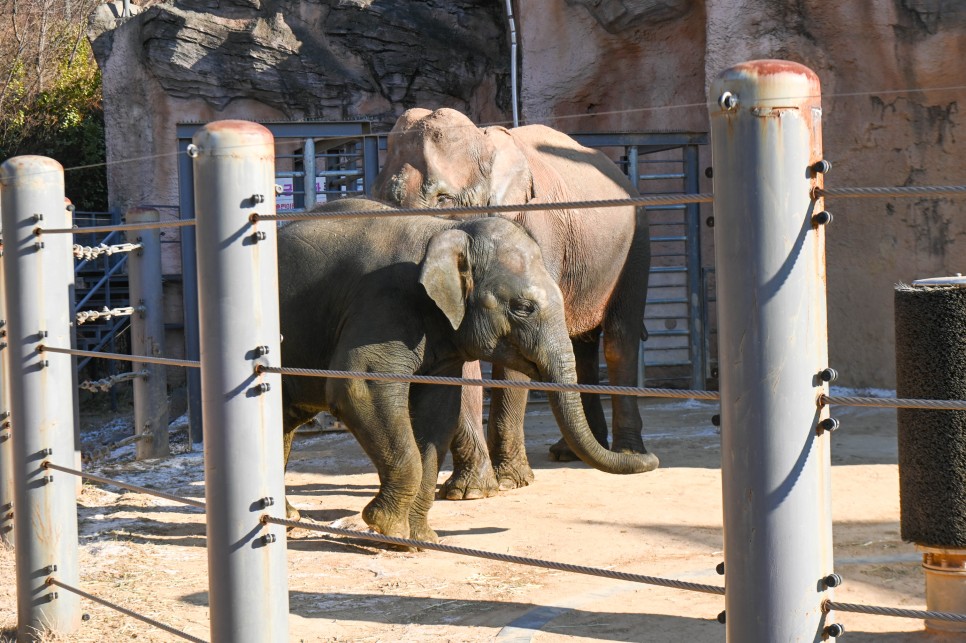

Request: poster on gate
left=275, top=176, right=327, bottom=211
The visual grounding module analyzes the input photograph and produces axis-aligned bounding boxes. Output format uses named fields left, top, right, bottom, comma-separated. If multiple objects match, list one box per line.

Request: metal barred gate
left=174, top=126, right=711, bottom=439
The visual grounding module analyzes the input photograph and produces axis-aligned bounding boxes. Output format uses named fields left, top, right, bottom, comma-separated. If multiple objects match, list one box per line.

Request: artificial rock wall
left=89, top=0, right=966, bottom=389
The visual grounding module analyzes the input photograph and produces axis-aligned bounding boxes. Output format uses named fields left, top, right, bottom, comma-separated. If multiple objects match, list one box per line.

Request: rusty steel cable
left=32, top=184, right=966, bottom=235
left=46, top=578, right=208, bottom=643
left=257, top=364, right=721, bottom=400
left=43, top=462, right=206, bottom=509
left=822, top=394, right=966, bottom=411
left=265, top=515, right=726, bottom=596
left=79, top=370, right=149, bottom=394
left=825, top=600, right=966, bottom=623
left=83, top=432, right=152, bottom=464
left=40, top=218, right=198, bottom=236
left=817, top=184, right=966, bottom=199
left=39, top=345, right=200, bottom=369
left=72, top=241, right=143, bottom=260
left=253, top=193, right=715, bottom=222
left=40, top=347, right=966, bottom=410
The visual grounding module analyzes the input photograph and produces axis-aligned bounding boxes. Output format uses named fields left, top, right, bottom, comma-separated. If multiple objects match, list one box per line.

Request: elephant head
left=373, top=108, right=534, bottom=208
left=419, top=217, right=655, bottom=475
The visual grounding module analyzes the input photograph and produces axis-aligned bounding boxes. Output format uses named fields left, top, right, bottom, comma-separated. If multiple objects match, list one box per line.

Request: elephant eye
left=436, top=194, right=455, bottom=207
left=510, top=298, right=536, bottom=317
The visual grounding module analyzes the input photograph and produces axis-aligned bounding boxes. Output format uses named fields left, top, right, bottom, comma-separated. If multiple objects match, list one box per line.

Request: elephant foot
left=409, top=520, right=440, bottom=548
left=612, top=433, right=647, bottom=454
left=634, top=450, right=660, bottom=471
left=285, top=498, right=302, bottom=522
left=548, top=438, right=581, bottom=462
left=549, top=435, right=607, bottom=462
left=439, top=464, right=501, bottom=500
left=493, top=460, right=534, bottom=491
left=362, top=497, right=411, bottom=542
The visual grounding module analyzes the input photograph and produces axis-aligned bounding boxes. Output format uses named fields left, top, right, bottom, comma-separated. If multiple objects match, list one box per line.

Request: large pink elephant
left=373, top=108, right=657, bottom=499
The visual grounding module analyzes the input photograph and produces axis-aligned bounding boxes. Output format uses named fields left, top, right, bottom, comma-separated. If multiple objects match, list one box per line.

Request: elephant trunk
left=542, top=352, right=659, bottom=475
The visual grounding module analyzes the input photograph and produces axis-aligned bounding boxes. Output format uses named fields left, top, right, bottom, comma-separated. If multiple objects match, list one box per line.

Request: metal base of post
left=920, top=547, right=966, bottom=633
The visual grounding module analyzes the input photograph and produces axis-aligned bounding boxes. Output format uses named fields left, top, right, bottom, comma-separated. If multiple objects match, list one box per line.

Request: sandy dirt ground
left=1, top=395, right=961, bottom=642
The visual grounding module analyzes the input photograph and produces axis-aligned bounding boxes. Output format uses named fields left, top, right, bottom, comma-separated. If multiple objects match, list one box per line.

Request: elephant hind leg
left=408, top=377, right=463, bottom=546
left=486, top=363, right=535, bottom=489
left=282, top=402, right=320, bottom=522
left=602, top=282, right=649, bottom=456
left=439, top=362, right=501, bottom=501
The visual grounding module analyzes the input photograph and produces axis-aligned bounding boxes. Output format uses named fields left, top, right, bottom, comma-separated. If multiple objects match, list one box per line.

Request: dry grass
left=1, top=483, right=210, bottom=642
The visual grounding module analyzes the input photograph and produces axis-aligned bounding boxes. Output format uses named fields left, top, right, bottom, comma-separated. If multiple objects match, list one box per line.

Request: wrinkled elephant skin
left=278, top=199, right=658, bottom=545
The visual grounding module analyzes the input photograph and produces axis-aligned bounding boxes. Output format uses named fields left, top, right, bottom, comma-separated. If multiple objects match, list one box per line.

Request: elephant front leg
left=330, top=377, right=422, bottom=541
left=439, top=361, right=501, bottom=500
left=487, top=364, right=534, bottom=489
left=549, top=335, right=609, bottom=462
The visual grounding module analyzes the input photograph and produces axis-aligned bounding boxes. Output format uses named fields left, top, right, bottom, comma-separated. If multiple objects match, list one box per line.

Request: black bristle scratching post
left=895, top=275, right=966, bottom=633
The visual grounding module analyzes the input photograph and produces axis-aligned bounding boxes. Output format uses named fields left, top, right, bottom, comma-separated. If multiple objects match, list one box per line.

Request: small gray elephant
left=278, top=199, right=656, bottom=543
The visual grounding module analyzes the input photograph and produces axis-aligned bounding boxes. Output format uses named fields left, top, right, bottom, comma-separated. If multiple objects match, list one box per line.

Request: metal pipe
left=302, top=138, right=316, bottom=211
left=0, top=226, right=11, bottom=547
left=1, top=156, right=81, bottom=636
left=121, top=0, right=131, bottom=18
left=504, top=0, right=519, bottom=126
left=126, top=209, right=170, bottom=460
left=191, top=121, right=289, bottom=643
left=683, top=143, right=705, bottom=390
left=177, top=139, right=203, bottom=444
left=710, top=60, right=834, bottom=641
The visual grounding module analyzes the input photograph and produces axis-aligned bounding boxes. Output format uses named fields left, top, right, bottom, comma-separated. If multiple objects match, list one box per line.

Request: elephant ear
left=419, top=229, right=474, bottom=331
left=482, top=126, right=534, bottom=205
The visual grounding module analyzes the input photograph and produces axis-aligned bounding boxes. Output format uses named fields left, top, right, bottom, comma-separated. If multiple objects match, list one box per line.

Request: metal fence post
left=302, top=137, right=317, bottom=211
left=683, top=143, right=706, bottom=391
left=710, top=60, right=834, bottom=641
left=0, top=223, right=12, bottom=547
left=1, top=156, right=81, bottom=638
left=126, top=208, right=170, bottom=460
left=177, top=136, right=204, bottom=445
left=191, top=121, right=289, bottom=642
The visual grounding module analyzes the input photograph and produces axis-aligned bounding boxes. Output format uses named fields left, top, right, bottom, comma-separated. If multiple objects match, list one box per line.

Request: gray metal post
left=710, top=60, right=834, bottom=641
left=363, top=134, right=380, bottom=195
left=191, top=121, right=289, bottom=643
left=0, top=156, right=81, bottom=638
left=683, top=143, right=705, bottom=390
left=126, top=208, right=170, bottom=460
left=0, top=224, right=12, bottom=547
left=625, top=145, right=647, bottom=388
left=178, top=138, right=203, bottom=444
left=303, top=138, right=317, bottom=211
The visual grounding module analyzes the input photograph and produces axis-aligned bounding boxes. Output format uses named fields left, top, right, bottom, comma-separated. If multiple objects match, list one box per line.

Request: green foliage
left=0, top=30, right=107, bottom=212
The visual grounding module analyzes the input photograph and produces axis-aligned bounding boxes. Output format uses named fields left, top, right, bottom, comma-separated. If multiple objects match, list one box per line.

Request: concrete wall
left=518, top=0, right=965, bottom=388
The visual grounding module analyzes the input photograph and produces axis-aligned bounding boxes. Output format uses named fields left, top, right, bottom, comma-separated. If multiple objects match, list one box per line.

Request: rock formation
left=88, top=0, right=966, bottom=388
